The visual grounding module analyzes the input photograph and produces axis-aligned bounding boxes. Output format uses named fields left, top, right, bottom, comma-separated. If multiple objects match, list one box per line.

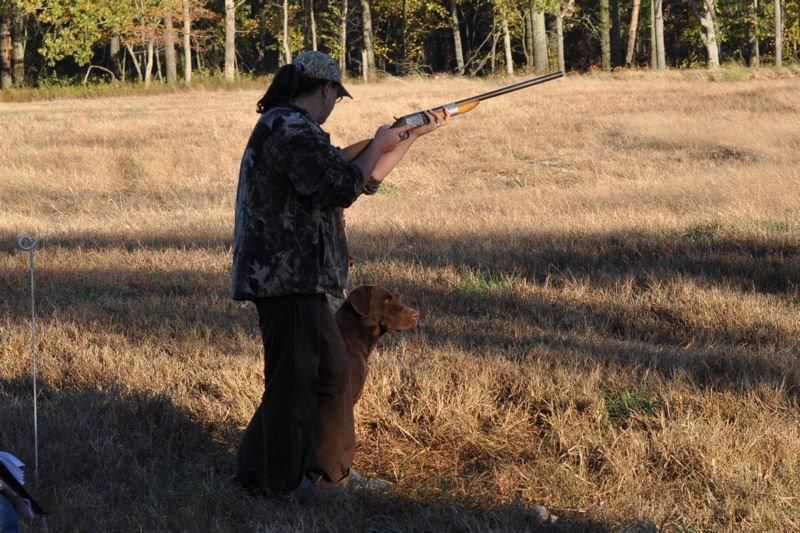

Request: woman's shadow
left=0, top=375, right=639, bottom=531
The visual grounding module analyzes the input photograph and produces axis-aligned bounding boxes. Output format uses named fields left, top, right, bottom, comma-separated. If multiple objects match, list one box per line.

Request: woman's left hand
left=368, top=110, right=448, bottom=182
left=412, top=109, right=449, bottom=138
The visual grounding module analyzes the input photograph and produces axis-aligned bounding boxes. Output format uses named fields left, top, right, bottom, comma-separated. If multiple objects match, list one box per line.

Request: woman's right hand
left=371, top=123, right=416, bottom=154
left=352, top=123, right=416, bottom=188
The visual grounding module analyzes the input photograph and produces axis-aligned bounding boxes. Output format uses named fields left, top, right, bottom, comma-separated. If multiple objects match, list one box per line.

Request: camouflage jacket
left=230, top=104, right=365, bottom=300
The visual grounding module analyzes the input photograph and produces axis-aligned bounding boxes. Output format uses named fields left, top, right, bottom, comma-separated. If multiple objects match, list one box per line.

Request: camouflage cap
left=293, top=51, right=352, bottom=99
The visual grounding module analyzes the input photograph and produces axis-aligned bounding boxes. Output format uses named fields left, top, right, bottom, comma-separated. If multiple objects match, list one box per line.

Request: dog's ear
left=347, top=285, right=373, bottom=316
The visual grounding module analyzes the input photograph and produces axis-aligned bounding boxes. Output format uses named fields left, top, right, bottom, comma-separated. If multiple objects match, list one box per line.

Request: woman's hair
left=256, top=63, right=330, bottom=113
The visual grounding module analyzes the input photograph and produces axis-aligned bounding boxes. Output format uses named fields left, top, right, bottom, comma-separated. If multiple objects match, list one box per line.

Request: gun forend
left=391, top=100, right=480, bottom=128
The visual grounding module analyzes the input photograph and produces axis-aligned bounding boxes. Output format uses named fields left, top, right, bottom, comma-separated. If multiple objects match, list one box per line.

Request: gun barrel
left=451, top=71, right=563, bottom=107
left=390, top=71, right=563, bottom=130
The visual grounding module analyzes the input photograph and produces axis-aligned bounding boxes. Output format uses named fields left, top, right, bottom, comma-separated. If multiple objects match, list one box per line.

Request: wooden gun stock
left=340, top=139, right=373, bottom=162
left=339, top=71, right=563, bottom=162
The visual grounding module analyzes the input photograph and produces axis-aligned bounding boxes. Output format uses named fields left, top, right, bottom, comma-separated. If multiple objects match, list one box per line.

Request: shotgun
left=339, top=71, right=563, bottom=162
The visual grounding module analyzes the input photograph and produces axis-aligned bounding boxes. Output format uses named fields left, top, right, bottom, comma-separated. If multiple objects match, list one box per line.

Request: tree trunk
left=283, top=0, right=292, bottom=65
left=775, top=0, right=782, bottom=67
left=303, top=0, right=313, bottom=49
left=749, top=0, right=760, bottom=67
left=361, top=49, right=367, bottom=81
left=522, top=8, right=532, bottom=71
left=126, top=44, right=143, bottom=82
left=690, top=0, right=720, bottom=68
left=303, top=0, right=318, bottom=51
left=626, top=0, right=642, bottom=66
left=491, top=19, right=498, bottom=74
left=156, top=45, right=163, bottom=81
left=183, top=0, right=192, bottom=83
left=556, top=7, right=565, bottom=72
left=360, top=0, right=375, bottom=80
left=11, top=5, right=24, bottom=85
left=144, top=38, right=155, bottom=86
left=451, top=0, right=465, bottom=75
left=610, top=0, right=624, bottom=66
left=654, top=0, right=666, bottom=69
left=401, top=0, right=407, bottom=68
left=224, top=0, right=236, bottom=80
left=164, top=10, right=177, bottom=84
left=311, top=1, right=317, bottom=51
left=650, top=0, right=657, bottom=68
left=600, top=0, right=611, bottom=69
left=110, top=31, right=121, bottom=78
left=195, top=37, right=203, bottom=69
left=0, top=7, right=11, bottom=89
left=532, top=3, right=548, bottom=74
left=339, top=0, right=348, bottom=73
left=705, top=0, right=720, bottom=68
left=499, top=1, right=513, bottom=75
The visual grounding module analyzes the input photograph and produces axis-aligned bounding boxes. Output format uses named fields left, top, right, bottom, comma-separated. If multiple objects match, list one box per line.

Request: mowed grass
left=1, top=71, right=799, bottom=531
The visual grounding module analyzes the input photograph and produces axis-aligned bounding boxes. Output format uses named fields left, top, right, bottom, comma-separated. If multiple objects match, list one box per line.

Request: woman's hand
left=411, top=109, right=450, bottom=139
left=352, top=123, right=415, bottom=186
left=358, top=110, right=449, bottom=186
left=371, top=123, right=416, bottom=154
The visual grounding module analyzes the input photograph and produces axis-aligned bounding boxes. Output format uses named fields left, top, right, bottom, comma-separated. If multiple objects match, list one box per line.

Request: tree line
left=0, top=0, right=797, bottom=89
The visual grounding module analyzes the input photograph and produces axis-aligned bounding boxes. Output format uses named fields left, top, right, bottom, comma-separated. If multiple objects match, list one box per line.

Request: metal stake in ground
left=17, top=235, right=40, bottom=480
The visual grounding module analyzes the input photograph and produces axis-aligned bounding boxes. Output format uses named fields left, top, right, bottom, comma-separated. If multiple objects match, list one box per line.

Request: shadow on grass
left=0, top=376, right=627, bottom=531
left=3, top=225, right=792, bottom=529
left=347, top=228, right=799, bottom=398
left=5, top=223, right=797, bottom=294
left=347, top=226, right=800, bottom=296
left=0, top=264, right=253, bottom=347
left=0, top=376, right=235, bottom=530
left=1, top=225, right=798, bottom=397
left=0, top=230, right=231, bottom=254
left=364, top=281, right=800, bottom=399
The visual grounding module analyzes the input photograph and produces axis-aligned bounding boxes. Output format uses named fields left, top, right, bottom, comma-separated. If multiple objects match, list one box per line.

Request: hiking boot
left=340, top=469, right=391, bottom=493
left=295, top=470, right=390, bottom=503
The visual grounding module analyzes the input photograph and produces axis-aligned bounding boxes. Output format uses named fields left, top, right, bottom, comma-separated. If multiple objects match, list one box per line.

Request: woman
left=230, top=51, right=443, bottom=498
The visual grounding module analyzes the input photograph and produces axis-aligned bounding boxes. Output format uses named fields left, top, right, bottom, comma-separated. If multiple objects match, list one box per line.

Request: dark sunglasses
left=328, top=83, right=344, bottom=103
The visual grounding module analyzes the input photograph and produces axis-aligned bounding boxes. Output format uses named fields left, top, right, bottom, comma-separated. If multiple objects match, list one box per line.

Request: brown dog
left=336, top=285, right=419, bottom=404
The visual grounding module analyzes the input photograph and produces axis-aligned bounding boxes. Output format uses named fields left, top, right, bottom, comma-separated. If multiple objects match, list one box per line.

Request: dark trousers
left=236, top=294, right=356, bottom=494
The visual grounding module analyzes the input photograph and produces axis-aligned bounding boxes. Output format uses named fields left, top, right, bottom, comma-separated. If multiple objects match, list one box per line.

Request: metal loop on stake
left=17, top=235, right=38, bottom=252
left=17, top=234, right=40, bottom=480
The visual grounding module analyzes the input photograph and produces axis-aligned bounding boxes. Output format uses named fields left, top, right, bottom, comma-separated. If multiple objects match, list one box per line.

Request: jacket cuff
left=362, top=177, right=382, bottom=195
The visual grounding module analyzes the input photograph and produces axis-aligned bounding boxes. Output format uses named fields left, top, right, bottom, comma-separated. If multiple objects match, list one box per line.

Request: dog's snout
left=409, top=309, right=419, bottom=322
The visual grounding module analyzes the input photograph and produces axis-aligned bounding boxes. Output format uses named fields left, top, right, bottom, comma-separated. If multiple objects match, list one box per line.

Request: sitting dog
left=336, top=285, right=419, bottom=404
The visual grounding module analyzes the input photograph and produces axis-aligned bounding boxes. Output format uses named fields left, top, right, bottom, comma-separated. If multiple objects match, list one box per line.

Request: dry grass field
left=1, top=70, right=799, bottom=531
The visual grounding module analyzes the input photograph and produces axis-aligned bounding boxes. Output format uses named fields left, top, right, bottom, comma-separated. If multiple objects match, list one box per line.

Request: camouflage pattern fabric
left=292, top=51, right=352, bottom=98
left=230, top=104, right=365, bottom=300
